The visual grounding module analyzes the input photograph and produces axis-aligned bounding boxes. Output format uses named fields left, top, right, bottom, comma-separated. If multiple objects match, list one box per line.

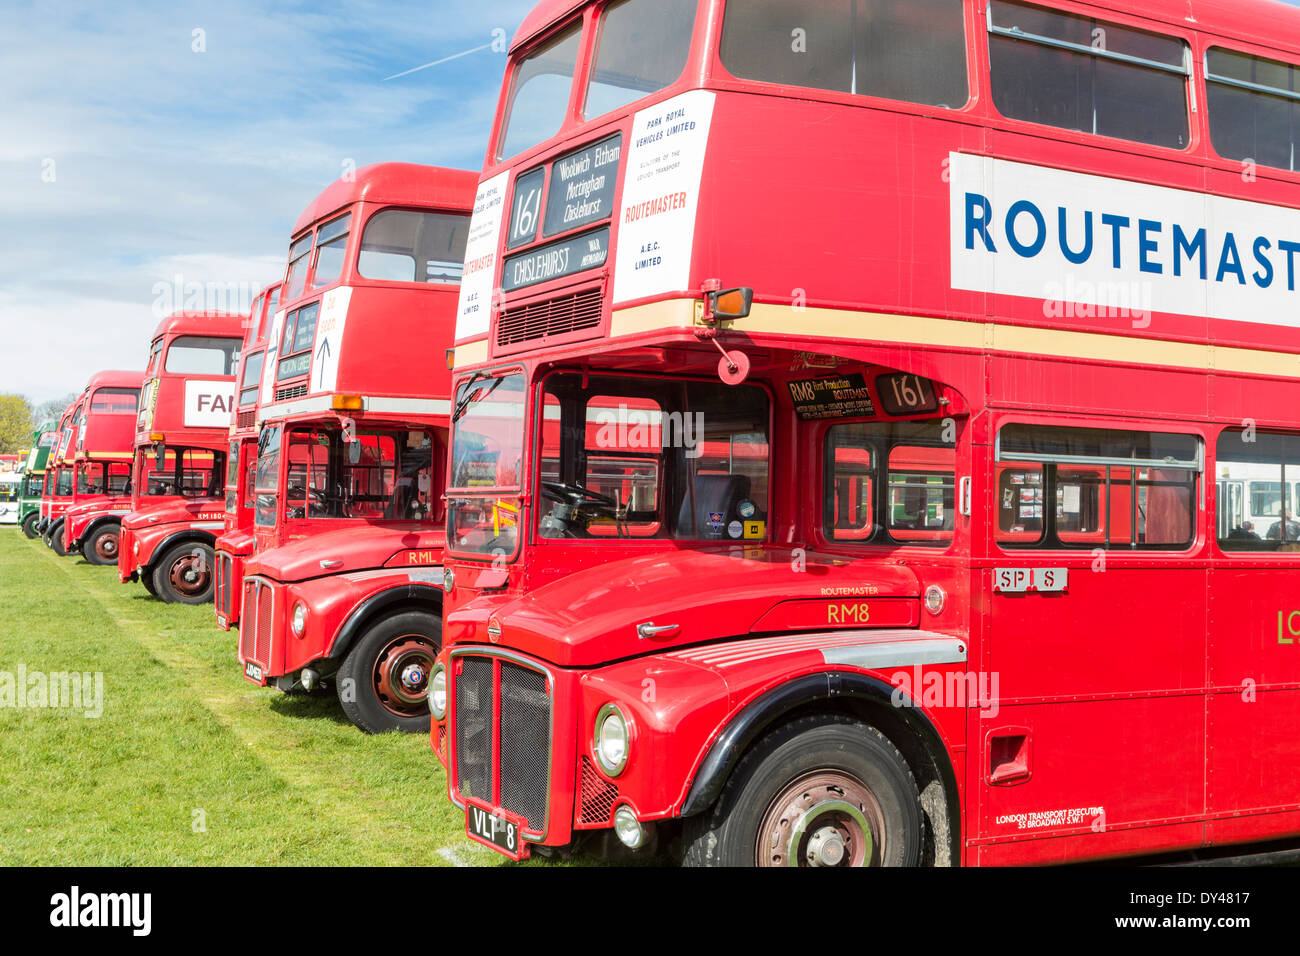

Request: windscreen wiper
left=452, top=373, right=504, bottom=424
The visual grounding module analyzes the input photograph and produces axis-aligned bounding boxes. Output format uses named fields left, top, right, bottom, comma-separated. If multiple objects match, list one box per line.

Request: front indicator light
left=442, top=568, right=455, bottom=594
left=291, top=601, right=307, bottom=636
left=429, top=665, right=447, bottom=719
left=594, top=703, right=629, bottom=777
left=924, top=585, right=946, bottom=615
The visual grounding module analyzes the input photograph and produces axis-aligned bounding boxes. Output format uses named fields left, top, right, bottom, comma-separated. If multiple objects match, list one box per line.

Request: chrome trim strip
left=820, top=635, right=968, bottom=670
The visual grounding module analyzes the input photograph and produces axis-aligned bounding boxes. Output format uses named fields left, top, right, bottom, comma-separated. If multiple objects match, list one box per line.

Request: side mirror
left=707, top=287, right=753, bottom=321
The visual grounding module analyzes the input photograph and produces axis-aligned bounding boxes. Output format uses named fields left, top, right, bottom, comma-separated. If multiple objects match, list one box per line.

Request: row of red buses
left=231, top=163, right=476, bottom=733
left=425, top=0, right=1300, bottom=866
left=59, top=370, right=144, bottom=564
left=117, top=311, right=243, bottom=603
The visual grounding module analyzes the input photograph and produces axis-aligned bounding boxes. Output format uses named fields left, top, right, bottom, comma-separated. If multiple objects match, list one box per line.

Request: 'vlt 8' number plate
left=465, top=798, right=529, bottom=861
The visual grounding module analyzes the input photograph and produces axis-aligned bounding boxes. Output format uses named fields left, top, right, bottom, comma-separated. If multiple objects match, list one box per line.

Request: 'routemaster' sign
left=950, top=151, right=1300, bottom=326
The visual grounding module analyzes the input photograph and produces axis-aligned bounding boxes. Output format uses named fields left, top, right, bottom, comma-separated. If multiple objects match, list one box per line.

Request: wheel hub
left=169, top=553, right=209, bottom=596
left=95, top=534, right=118, bottom=560
left=373, top=637, right=437, bottom=716
left=756, top=772, right=885, bottom=867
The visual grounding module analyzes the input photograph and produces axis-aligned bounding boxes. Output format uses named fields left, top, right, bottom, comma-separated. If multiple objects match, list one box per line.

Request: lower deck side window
left=997, top=424, right=1200, bottom=550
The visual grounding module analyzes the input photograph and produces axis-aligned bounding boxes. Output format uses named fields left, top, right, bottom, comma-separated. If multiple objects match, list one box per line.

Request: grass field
left=0, top=530, right=536, bottom=867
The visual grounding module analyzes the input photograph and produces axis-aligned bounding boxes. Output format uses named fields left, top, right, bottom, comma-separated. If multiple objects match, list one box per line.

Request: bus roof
left=83, top=369, right=145, bottom=392
left=510, top=0, right=1300, bottom=55
left=290, top=164, right=480, bottom=238
left=150, top=311, right=246, bottom=341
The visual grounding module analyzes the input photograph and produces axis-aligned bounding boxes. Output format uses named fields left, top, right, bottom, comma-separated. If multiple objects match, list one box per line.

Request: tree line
left=0, top=393, right=78, bottom=455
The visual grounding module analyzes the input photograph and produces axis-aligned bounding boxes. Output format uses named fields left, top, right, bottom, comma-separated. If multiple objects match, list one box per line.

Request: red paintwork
left=214, top=282, right=281, bottom=628
left=116, top=311, right=244, bottom=587
left=60, top=370, right=143, bottom=554
left=231, top=164, right=474, bottom=692
left=434, top=0, right=1300, bottom=865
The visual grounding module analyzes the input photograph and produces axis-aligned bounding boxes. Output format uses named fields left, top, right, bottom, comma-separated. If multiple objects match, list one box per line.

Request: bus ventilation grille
left=496, top=288, right=603, bottom=350
left=577, top=756, right=619, bottom=827
left=236, top=409, right=256, bottom=429
left=275, top=385, right=307, bottom=402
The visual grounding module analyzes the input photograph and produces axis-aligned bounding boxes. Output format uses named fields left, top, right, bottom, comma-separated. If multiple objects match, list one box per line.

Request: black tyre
left=84, top=524, right=121, bottom=566
left=151, top=541, right=215, bottom=605
left=681, top=716, right=921, bottom=868
left=140, top=569, right=160, bottom=599
left=50, top=523, right=71, bottom=557
left=21, top=513, right=39, bottom=539
left=337, top=610, right=441, bottom=734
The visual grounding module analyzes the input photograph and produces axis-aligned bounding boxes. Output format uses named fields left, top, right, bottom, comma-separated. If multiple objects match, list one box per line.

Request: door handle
left=637, top=622, right=679, bottom=640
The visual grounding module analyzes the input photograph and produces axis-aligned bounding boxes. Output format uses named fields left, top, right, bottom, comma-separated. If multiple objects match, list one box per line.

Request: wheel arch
left=81, top=514, right=123, bottom=543
left=146, top=529, right=218, bottom=572
left=327, top=584, right=444, bottom=662
left=679, top=670, right=961, bottom=867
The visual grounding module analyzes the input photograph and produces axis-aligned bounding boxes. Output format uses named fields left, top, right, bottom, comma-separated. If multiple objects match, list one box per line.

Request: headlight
left=594, top=703, right=629, bottom=776
left=291, top=601, right=307, bottom=636
left=133, top=540, right=140, bottom=557
left=428, top=665, right=447, bottom=719
left=442, top=568, right=455, bottom=594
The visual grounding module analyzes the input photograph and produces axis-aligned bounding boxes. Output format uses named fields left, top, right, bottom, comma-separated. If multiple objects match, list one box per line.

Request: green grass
left=0, top=531, right=525, bottom=866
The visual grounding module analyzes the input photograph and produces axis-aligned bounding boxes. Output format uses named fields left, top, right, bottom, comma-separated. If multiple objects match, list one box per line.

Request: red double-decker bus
left=233, top=164, right=475, bottom=733
left=431, top=0, right=1300, bottom=866
left=39, top=398, right=84, bottom=554
left=212, top=281, right=281, bottom=629
left=59, top=370, right=144, bottom=564
left=117, top=311, right=243, bottom=603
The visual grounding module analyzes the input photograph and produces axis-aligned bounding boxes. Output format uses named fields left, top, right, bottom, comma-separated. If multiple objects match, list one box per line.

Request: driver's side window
left=538, top=391, right=665, bottom=539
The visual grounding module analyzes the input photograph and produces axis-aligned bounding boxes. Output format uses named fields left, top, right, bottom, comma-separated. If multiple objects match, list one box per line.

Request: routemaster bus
left=233, top=163, right=475, bottom=734
left=213, top=281, right=281, bottom=629
left=17, top=419, right=58, bottom=538
left=40, top=399, right=84, bottom=554
left=430, top=0, right=1300, bottom=867
left=57, top=371, right=143, bottom=564
left=117, top=311, right=242, bottom=603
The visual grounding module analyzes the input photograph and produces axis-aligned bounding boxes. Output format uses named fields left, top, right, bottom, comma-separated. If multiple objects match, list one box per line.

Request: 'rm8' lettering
left=828, top=602, right=870, bottom=624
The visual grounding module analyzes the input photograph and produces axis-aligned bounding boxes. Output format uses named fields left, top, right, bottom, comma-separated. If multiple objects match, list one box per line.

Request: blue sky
left=0, top=0, right=535, bottom=405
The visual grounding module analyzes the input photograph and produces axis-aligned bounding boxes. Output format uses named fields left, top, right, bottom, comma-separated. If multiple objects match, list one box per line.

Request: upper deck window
left=260, top=286, right=280, bottom=340
left=285, top=233, right=313, bottom=300
left=988, top=1, right=1189, bottom=149
left=499, top=22, right=584, bottom=160
left=583, top=0, right=697, bottom=119
left=720, top=0, right=968, bottom=109
left=89, top=388, right=139, bottom=414
left=164, top=336, right=239, bottom=376
left=358, top=210, right=470, bottom=284
left=309, top=213, right=352, bottom=291
left=145, top=339, right=163, bottom=376
left=1206, top=48, right=1300, bottom=173
left=239, top=350, right=264, bottom=406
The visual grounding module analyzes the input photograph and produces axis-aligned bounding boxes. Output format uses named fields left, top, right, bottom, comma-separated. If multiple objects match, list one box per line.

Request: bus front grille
left=496, top=288, right=603, bottom=351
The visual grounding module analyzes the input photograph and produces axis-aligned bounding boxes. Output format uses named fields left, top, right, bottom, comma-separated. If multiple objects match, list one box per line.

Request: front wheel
left=21, top=513, right=39, bottom=539
left=337, top=611, right=442, bottom=734
left=681, top=716, right=922, bottom=868
left=152, top=541, right=215, bottom=605
left=50, top=524, right=71, bottom=557
left=84, top=524, right=121, bottom=566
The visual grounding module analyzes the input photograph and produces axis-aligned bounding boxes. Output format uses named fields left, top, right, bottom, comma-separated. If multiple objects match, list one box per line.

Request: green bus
left=17, top=420, right=57, bottom=538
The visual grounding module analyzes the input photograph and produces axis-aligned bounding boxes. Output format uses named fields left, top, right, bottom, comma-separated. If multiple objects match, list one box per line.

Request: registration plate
left=244, top=661, right=265, bottom=683
left=465, top=798, right=529, bottom=861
